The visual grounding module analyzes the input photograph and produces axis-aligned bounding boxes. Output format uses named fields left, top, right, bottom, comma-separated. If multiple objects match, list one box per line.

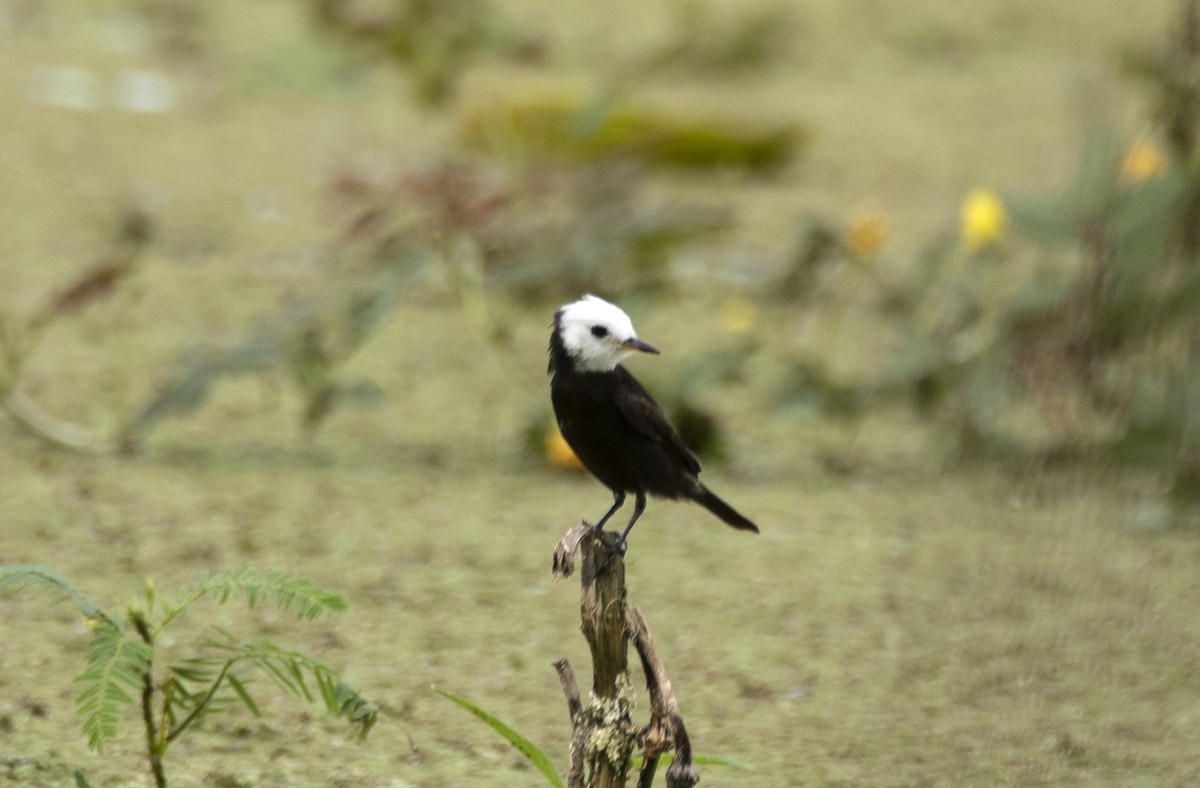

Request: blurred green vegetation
left=775, top=3, right=1200, bottom=513
left=2, top=0, right=1199, bottom=786
left=459, top=94, right=802, bottom=171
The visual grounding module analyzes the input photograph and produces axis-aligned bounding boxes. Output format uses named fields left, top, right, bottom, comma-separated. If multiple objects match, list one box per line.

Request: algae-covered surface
left=4, top=1, right=1199, bottom=786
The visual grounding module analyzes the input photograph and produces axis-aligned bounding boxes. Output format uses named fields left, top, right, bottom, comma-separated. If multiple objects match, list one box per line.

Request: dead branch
left=553, top=524, right=700, bottom=787
left=555, top=658, right=587, bottom=787
left=629, top=608, right=698, bottom=788
left=552, top=522, right=592, bottom=579
left=555, top=659, right=583, bottom=722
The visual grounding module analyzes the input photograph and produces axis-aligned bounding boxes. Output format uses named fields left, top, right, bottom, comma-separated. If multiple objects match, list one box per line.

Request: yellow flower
left=719, top=297, right=759, bottom=334
left=1120, top=140, right=1167, bottom=183
left=961, top=188, right=1007, bottom=252
left=845, top=210, right=890, bottom=257
left=545, top=423, right=583, bottom=470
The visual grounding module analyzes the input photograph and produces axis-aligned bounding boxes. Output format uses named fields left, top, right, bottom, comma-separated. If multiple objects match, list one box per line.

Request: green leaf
left=129, top=354, right=216, bottom=434
left=1006, top=272, right=1076, bottom=319
left=287, top=659, right=312, bottom=701
left=692, top=753, right=752, bottom=769
left=74, top=624, right=153, bottom=753
left=200, top=632, right=377, bottom=741
left=289, top=326, right=330, bottom=393
left=243, top=646, right=306, bottom=697
left=160, top=672, right=212, bottom=730
left=167, top=661, right=216, bottom=684
left=344, top=286, right=400, bottom=350
left=434, top=686, right=563, bottom=787
left=191, top=566, right=348, bottom=620
left=1071, top=131, right=1123, bottom=213
left=630, top=751, right=752, bottom=770
left=220, top=321, right=289, bottom=374
left=1119, top=46, right=1172, bottom=84
left=73, top=770, right=94, bottom=788
left=0, top=565, right=118, bottom=628
left=226, top=674, right=261, bottom=717
left=1111, top=421, right=1178, bottom=467
left=962, top=340, right=1017, bottom=428
left=323, top=678, right=379, bottom=742
left=1005, top=194, right=1078, bottom=247
left=1112, top=168, right=1184, bottom=243
left=300, top=376, right=385, bottom=434
left=1108, top=170, right=1185, bottom=304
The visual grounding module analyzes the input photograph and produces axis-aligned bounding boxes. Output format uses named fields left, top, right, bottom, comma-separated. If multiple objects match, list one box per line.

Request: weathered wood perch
left=552, top=523, right=699, bottom=788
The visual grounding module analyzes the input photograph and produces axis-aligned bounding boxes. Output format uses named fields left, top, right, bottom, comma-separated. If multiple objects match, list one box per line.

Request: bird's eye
left=590, top=325, right=609, bottom=338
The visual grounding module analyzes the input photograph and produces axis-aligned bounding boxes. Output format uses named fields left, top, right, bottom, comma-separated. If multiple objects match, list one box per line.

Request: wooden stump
left=553, top=524, right=699, bottom=788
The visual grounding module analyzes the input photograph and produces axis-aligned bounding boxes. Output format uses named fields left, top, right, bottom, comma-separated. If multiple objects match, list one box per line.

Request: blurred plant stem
left=1, top=202, right=151, bottom=453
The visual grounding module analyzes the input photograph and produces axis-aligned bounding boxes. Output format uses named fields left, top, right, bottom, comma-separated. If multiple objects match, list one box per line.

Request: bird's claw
left=596, top=536, right=628, bottom=573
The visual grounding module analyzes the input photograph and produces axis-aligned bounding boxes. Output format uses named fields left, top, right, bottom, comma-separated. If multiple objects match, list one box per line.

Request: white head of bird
left=555, top=294, right=659, bottom=373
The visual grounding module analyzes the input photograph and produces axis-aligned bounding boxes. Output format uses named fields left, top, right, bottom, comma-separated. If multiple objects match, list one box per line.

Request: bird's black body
left=549, top=305, right=758, bottom=544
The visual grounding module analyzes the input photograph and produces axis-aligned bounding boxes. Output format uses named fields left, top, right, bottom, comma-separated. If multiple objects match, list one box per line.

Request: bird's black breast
left=550, top=363, right=700, bottom=500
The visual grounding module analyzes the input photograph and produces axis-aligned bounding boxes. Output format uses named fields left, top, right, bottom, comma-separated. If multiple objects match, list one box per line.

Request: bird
left=548, top=294, right=758, bottom=559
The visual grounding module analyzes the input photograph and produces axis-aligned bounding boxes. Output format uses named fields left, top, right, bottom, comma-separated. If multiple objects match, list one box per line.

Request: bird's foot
left=596, top=535, right=628, bottom=574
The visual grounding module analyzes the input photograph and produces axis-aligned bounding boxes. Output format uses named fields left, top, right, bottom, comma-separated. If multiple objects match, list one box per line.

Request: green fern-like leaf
left=161, top=659, right=242, bottom=722
left=160, top=653, right=257, bottom=742
left=158, top=566, right=347, bottom=630
left=225, top=673, right=261, bottom=717
left=191, top=566, right=347, bottom=620
left=317, top=672, right=379, bottom=742
left=160, top=674, right=204, bottom=730
left=74, top=624, right=153, bottom=752
left=434, top=686, right=563, bottom=787
left=0, top=564, right=118, bottom=627
left=200, top=631, right=377, bottom=741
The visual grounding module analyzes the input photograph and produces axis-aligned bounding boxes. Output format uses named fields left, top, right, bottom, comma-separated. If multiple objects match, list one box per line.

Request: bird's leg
left=592, top=491, right=626, bottom=533
left=598, top=491, right=645, bottom=572
left=614, top=492, right=646, bottom=553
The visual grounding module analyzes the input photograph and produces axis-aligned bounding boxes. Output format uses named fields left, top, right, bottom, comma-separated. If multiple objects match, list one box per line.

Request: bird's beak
left=623, top=337, right=660, bottom=355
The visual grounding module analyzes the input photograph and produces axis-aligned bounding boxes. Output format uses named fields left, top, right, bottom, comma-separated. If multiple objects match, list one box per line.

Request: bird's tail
left=696, top=485, right=759, bottom=533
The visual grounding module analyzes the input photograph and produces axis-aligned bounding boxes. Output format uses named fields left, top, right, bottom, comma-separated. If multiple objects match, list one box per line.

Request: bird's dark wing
left=613, top=367, right=702, bottom=476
